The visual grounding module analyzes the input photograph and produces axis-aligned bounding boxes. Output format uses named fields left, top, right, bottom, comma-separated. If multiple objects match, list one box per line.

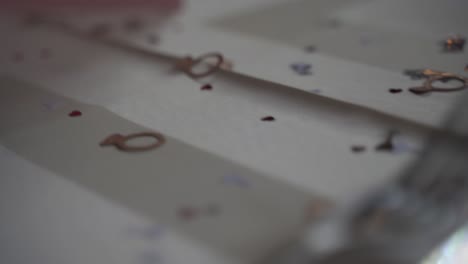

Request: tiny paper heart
left=201, top=84, right=213, bottom=91
left=68, top=110, right=82, bottom=117
left=261, top=116, right=276, bottom=121
left=177, top=206, right=199, bottom=221
left=389, top=88, right=403, bottom=94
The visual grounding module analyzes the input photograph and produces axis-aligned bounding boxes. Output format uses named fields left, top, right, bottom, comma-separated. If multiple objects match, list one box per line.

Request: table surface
left=1, top=0, right=467, bottom=263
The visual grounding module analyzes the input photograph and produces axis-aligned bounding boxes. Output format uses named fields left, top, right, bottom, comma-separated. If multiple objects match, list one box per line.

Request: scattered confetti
left=177, top=206, right=198, bottom=221
left=261, top=116, right=276, bottom=122
left=147, top=34, right=160, bottom=45
left=200, top=84, right=213, bottom=91
left=291, top=63, right=312, bottom=76
left=40, top=48, right=52, bottom=60
left=11, top=51, right=24, bottom=63
left=390, top=136, right=420, bottom=154
left=124, top=18, right=144, bottom=32
left=142, top=226, right=164, bottom=239
left=309, top=88, right=322, bottom=94
left=68, top=110, right=82, bottom=117
left=441, top=35, right=465, bottom=52
left=351, top=145, right=366, bottom=153
left=222, top=173, right=250, bottom=188
left=389, top=88, right=403, bottom=94
left=304, top=45, right=317, bottom=53
left=89, top=23, right=112, bottom=38
left=352, top=134, right=415, bottom=155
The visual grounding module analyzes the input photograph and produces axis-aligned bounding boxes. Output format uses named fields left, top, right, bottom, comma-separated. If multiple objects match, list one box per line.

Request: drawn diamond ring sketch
left=175, top=52, right=224, bottom=79
left=100, top=132, right=166, bottom=152
left=406, top=69, right=468, bottom=94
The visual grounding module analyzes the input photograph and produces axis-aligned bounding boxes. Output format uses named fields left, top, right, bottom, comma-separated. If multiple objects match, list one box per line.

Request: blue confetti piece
left=441, top=35, right=465, bottom=52
left=140, top=251, right=163, bottom=264
left=42, top=100, right=64, bottom=111
left=309, top=89, right=322, bottom=94
left=290, top=63, right=312, bottom=76
left=127, top=225, right=165, bottom=241
left=391, top=137, right=420, bottom=154
left=222, top=173, right=250, bottom=188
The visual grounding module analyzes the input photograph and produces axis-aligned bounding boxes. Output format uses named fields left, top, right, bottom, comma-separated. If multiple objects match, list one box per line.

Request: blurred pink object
left=0, top=0, right=182, bottom=12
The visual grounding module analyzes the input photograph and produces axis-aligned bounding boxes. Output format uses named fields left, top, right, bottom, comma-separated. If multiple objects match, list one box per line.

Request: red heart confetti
left=201, top=84, right=213, bottom=91
left=68, top=110, right=82, bottom=117
left=351, top=145, right=366, bottom=153
left=261, top=116, right=276, bottom=122
left=177, top=207, right=198, bottom=221
left=389, top=88, right=403, bottom=94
